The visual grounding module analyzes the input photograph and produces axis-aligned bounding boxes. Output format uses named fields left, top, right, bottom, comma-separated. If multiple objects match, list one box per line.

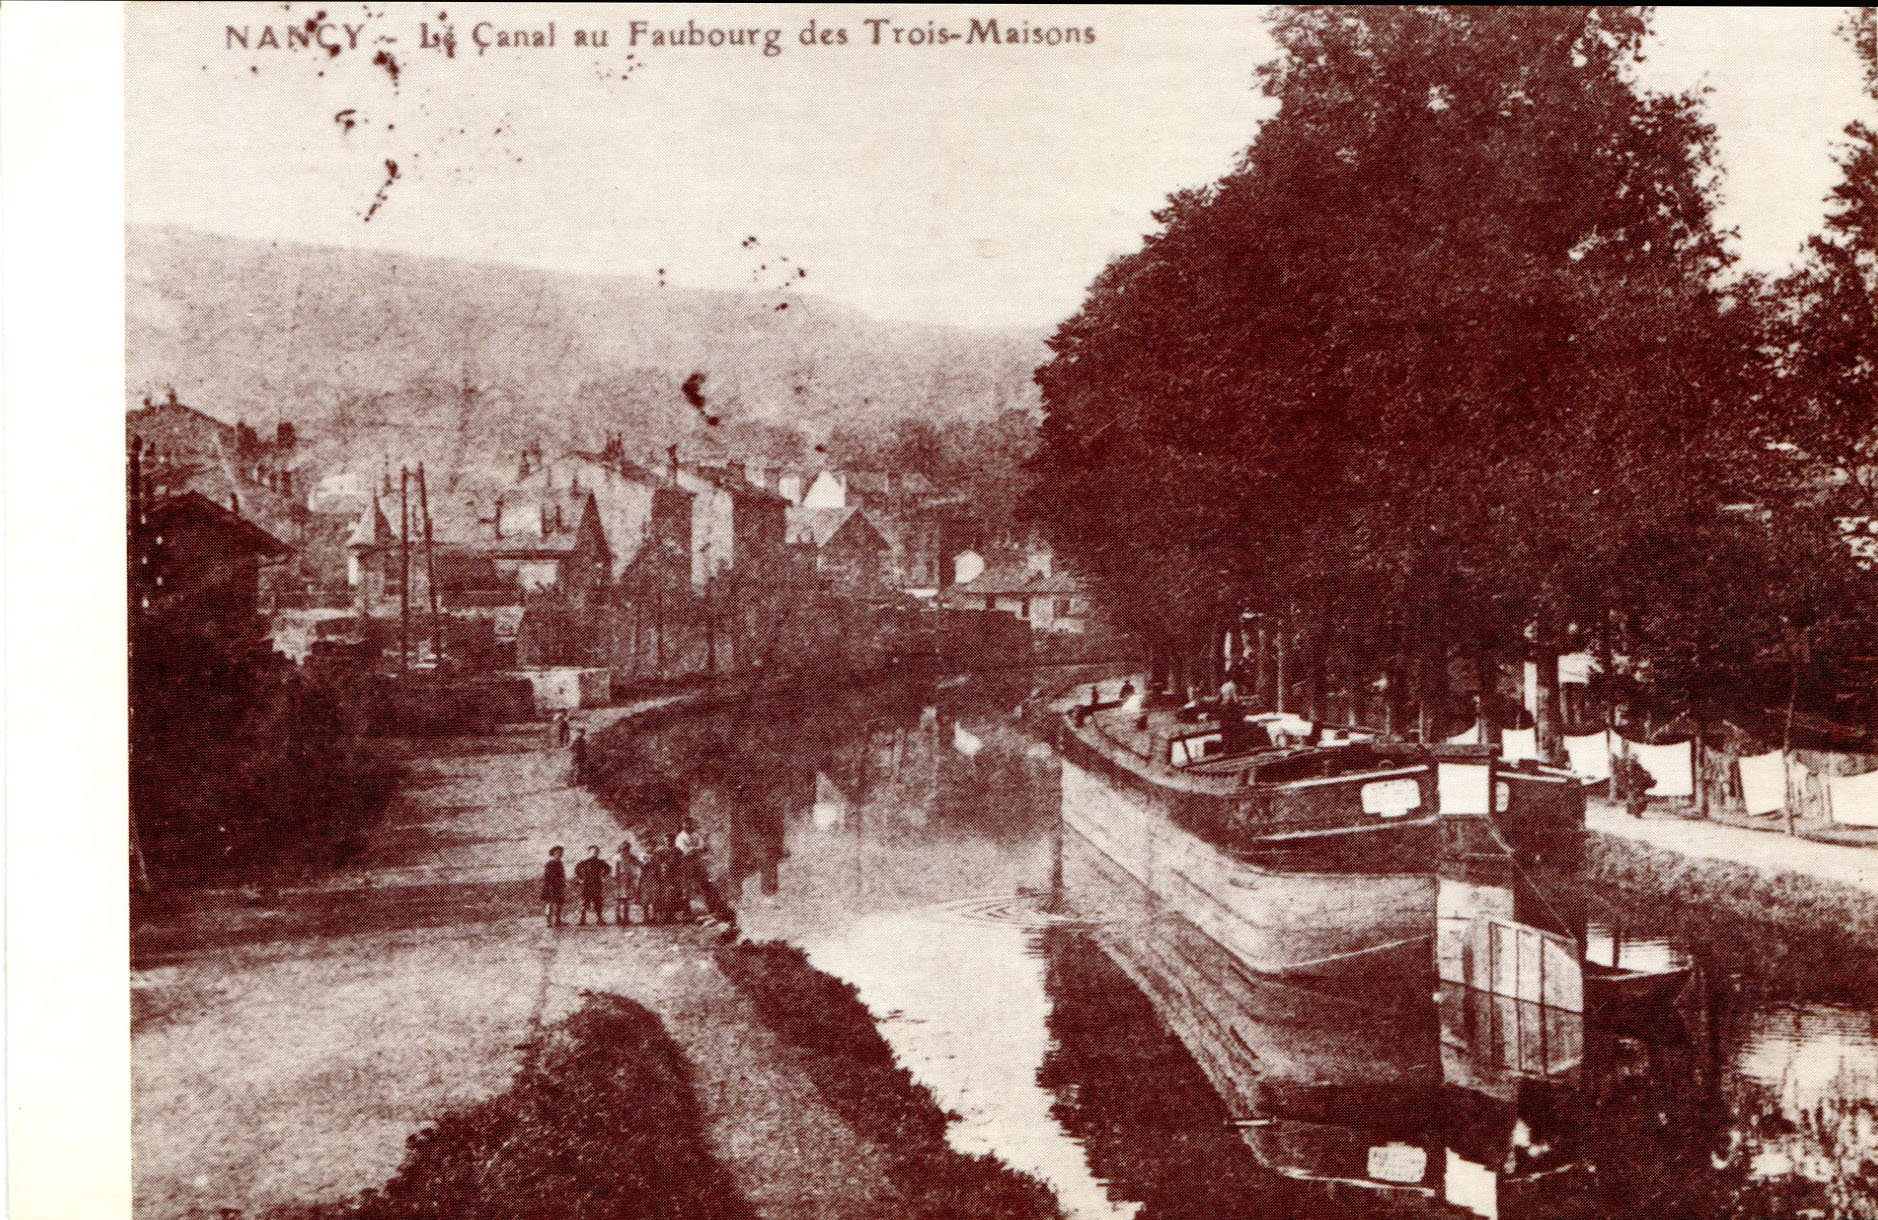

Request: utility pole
left=399, top=466, right=411, bottom=674
left=417, top=462, right=443, bottom=665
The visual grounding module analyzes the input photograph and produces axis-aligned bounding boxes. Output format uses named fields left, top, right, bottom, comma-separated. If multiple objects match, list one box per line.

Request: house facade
left=940, top=553, right=1091, bottom=634
left=520, top=450, right=693, bottom=581
left=345, top=486, right=611, bottom=617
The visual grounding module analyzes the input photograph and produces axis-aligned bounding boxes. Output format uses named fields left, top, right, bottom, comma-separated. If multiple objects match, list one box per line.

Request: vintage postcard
left=12, top=3, right=1878, bottom=1218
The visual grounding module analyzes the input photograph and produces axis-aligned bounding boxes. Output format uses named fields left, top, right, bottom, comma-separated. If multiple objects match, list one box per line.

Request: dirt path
left=1590, top=798, right=1878, bottom=894
left=131, top=703, right=899, bottom=1220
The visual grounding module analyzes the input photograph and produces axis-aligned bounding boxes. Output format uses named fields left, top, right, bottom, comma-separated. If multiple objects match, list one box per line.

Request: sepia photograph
left=13, top=2, right=1875, bottom=1217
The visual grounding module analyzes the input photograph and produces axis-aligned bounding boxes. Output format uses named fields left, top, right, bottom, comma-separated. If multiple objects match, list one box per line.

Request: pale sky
left=127, top=4, right=1875, bottom=328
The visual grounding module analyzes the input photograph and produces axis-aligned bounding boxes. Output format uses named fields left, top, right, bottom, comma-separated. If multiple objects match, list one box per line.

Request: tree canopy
left=1028, top=6, right=1875, bottom=733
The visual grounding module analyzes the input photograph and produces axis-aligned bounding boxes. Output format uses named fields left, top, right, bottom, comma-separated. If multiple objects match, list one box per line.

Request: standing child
left=614, top=836, right=644, bottom=926
left=541, top=846, right=567, bottom=927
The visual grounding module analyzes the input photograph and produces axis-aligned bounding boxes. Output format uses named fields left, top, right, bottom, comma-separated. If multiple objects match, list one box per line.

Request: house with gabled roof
left=940, top=556, right=1091, bottom=634
left=345, top=485, right=610, bottom=617
left=787, top=505, right=895, bottom=595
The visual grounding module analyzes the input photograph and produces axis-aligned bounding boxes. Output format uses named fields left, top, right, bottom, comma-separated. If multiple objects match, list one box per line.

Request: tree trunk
left=1275, top=624, right=1289, bottom=714
left=1535, top=645, right=1562, bottom=765
left=1475, top=644, right=1499, bottom=748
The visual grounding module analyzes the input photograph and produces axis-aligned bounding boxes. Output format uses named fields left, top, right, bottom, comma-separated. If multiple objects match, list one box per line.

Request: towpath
left=132, top=697, right=900, bottom=1220
left=1589, top=798, right=1878, bottom=895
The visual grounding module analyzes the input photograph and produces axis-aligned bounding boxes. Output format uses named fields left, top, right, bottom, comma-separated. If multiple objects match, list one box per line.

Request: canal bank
left=1587, top=798, right=1878, bottom=949
left=130, top=679, right=1062, bottom=1220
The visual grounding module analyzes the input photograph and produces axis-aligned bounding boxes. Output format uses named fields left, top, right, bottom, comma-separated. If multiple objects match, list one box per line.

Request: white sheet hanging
left=1446, top=723, right=1481, bottom=745
left=1563, top=731, right=1611, bottom=782
left=1827, top=769, right=1878, bottom=827
left=1557, top=652, right=1597, bottom=685
left=1622, top=739, right=1694, bottom=798
left=1736, top=751, right=1787, bottom=816
left=1501, top=727, right=1539, bottom=764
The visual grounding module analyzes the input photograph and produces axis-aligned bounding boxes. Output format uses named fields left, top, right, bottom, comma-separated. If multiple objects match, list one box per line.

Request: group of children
left=537, top=820, right=728, bottom=928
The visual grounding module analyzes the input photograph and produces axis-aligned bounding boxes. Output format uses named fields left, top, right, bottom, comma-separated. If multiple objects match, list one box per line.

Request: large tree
left=1029, top=7, right=1757, bottom=722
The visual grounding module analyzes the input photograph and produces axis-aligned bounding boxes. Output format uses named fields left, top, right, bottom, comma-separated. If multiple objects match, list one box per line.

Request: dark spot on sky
left=373, top=50, right=400, bottom=85
left=327, top=43, right=342, bottom=57
left=681, top=372, right=708, bottom=409
left=250, top=65, right=259, bottom=73
left=362, top=158, right=401, bottom=223
left=775, top=303, right=788, bottom=311
left=797, top=268, right=808, bottom=278
left=335, top=108, right=358, bottom=134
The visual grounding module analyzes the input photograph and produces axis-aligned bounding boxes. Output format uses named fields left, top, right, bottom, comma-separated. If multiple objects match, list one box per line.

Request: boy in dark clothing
left=573, top=845, right=612, bottom=925
left=541, top=846, right=567, bottom=927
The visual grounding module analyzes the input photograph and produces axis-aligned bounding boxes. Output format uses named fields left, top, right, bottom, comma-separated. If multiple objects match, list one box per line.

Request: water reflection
left=597, top=678, right=1878, bottom=1220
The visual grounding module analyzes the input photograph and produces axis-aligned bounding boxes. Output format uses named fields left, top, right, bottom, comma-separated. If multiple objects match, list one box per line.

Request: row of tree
left=1028, top=6, right=1877, bottom=744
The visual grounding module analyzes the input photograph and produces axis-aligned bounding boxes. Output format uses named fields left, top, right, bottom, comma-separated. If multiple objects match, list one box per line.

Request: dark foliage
left=130, top=613, right=396, bottom=887
left=273, top=993, right=756, bottom=1220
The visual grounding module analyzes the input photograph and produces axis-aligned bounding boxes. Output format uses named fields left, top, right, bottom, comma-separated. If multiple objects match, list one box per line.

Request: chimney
left=541, top=503, right=550, bottom=537
left=727, top=459, right=747, bottom=486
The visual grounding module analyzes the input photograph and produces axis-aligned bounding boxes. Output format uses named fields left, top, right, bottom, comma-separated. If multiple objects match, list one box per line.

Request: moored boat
left=1054, top=690, right=1585, bottom=978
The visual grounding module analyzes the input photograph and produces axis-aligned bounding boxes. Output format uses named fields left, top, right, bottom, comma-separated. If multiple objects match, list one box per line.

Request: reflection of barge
left=1053, top=827, right=1709, bottom=1218
left=1055, top=696, right=1584, bottom=977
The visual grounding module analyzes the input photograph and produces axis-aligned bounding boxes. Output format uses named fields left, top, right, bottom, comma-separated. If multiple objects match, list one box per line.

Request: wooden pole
left=399, top=467, right=411, bottom=674
left=1783, top=640, right=1801, bottom=836
left=417, top=463, right=442, bottom=665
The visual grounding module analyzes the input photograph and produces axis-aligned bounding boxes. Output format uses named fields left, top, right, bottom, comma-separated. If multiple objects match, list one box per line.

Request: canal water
left=601, top=675, right=1878, bottom=1220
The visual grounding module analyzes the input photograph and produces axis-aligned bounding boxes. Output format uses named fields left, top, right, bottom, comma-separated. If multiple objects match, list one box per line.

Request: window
left=1017, top=599, right=1028, bottom=619
left=1055, top=598, right=1072, bottom=617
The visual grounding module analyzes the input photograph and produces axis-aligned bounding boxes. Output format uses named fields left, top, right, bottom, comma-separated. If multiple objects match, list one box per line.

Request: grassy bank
left=1587, top=833, right=1878, bottom=1000
left=716, top=940, right=1065, bottom=1220
left=271, top=992, right=756, bottom=1220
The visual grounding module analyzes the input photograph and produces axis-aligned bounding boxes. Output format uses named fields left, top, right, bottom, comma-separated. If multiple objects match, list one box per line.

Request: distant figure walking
left=554, top=710, right=571, bottom=748
left=541, top=846, right=567, bottom=928
left=574, top=845, right=612, bottom=925
left=570, top=728, right=589, bottom=786
left=1615, top=755, right=1654, bottom=819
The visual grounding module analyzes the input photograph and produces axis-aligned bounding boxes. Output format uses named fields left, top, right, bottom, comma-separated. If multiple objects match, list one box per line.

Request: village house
left=675, top=460, right=791, bottom=588
left=128, top=390, right=311, bottom=508
left=128, top=395, right=353, bottom=603
left=940, top=547, right=1091, bottom=634
left=515, top=444, right=694, bottom=581
left=345, top=485, right=611, bottom=618
left=786, top=504, right=897, bottom=597
left=134, top=488, right=291, bottom=641
left=797, top=467, right=941, bottom=513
